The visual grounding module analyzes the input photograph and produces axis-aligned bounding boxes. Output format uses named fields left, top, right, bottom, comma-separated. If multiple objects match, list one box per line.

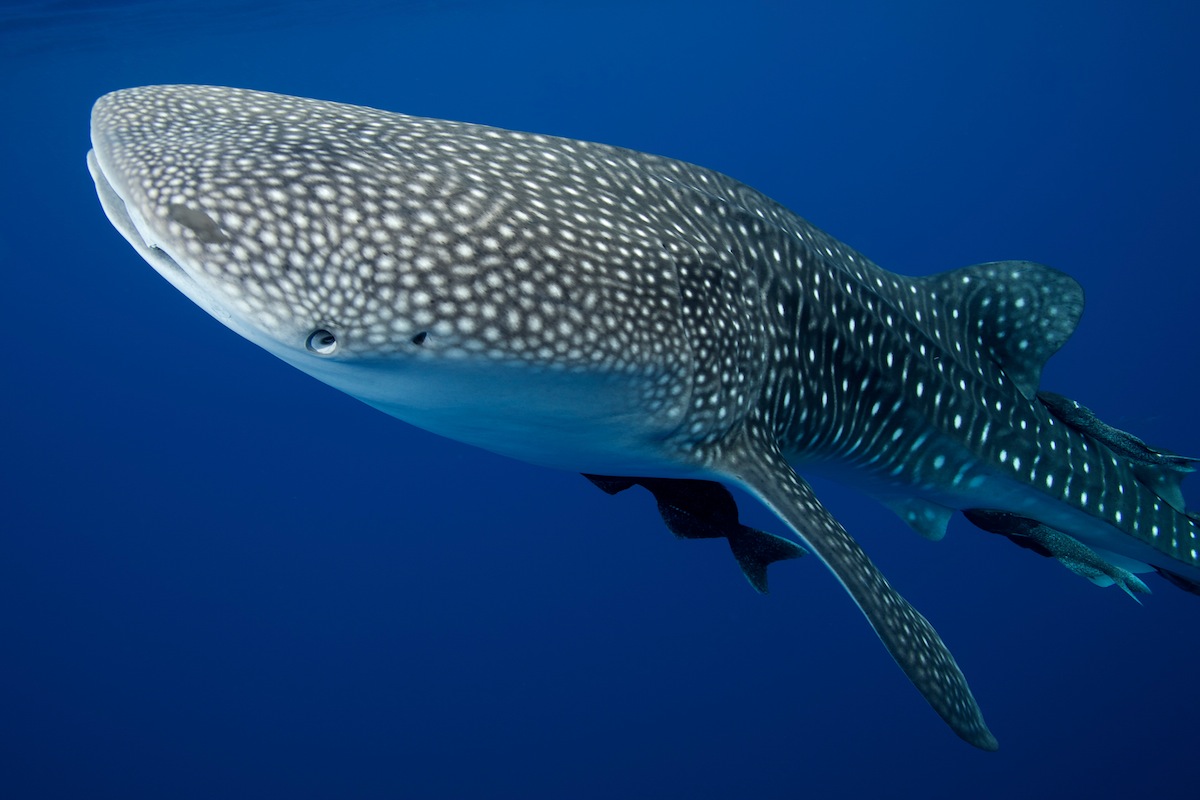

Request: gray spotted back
left=90, top=85, right=833, bottom=446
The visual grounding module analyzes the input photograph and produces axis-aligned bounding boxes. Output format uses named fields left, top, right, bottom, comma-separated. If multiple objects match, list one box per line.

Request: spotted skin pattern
left=88, top=86, right=1198, bottom=751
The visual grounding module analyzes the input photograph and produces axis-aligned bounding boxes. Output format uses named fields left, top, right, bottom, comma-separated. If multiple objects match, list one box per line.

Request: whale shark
left=87, top=85, right=1200, bottom=750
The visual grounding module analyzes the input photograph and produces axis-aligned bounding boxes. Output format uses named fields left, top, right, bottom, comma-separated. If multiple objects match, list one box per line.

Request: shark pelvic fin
left=921, top=261, right=1083, bottom=400
left=882, top=496, right=955, bottom=541
left=582, top=474, right=806, bottom=593
left=720, top=430, right=998, bottom=751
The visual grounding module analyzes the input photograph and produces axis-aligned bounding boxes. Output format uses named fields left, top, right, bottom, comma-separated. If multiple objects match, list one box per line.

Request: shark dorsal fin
left=921, top=261, right=1084, bottom=400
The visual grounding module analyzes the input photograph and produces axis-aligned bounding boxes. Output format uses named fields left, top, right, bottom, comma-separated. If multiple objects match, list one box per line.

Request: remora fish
left=87, top=85, right=1200, bottom=750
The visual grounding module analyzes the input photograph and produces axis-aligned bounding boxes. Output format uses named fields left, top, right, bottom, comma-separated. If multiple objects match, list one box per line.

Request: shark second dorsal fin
left=720, top=430, right=998, bottom=751
left=921, top=261, right=1084, bottom=400
left=1133, top=466, right=1190, bottom=514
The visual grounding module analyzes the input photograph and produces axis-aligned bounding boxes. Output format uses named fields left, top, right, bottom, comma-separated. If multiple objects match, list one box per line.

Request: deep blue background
left=2, top=2, right=1198, bottom=797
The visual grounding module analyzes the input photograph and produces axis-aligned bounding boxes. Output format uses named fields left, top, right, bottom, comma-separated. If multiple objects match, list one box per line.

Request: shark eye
left=306, top=329, right=338, bottom=355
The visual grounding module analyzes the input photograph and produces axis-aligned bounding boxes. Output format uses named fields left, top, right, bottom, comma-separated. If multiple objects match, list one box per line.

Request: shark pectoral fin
left=723, top=434, right=997, bottom=751
left=882, top=496, right=955, bottom=541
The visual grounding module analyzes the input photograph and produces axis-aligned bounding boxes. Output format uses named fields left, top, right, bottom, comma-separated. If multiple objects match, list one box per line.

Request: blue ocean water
left=2, top=1, right=1198, bottom=797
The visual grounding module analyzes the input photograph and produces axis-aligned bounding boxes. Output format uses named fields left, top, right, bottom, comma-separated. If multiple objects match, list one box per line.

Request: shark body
left=88, top=85, right=1200, bottom=750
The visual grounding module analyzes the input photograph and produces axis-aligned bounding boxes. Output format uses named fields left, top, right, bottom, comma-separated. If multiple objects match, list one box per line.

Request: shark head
left=88, top=85, right=718, bottom=474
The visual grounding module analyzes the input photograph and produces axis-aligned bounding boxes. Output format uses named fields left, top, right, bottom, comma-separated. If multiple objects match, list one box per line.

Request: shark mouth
left=87, top=146, right=265, bottom=346
left=87, top=149, right=203, bottom=300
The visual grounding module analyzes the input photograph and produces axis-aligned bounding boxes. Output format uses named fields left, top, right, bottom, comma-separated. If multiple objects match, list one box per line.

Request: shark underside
left=87, top=85, right=1199, bottom=751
